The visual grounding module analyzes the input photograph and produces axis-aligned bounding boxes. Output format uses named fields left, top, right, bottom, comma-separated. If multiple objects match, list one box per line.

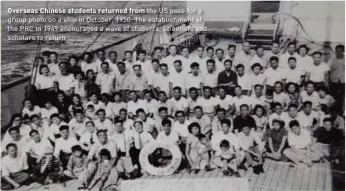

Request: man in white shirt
left=215, top=86, right=235, bottom=115
left=297, top=101, right=319, bottom=131
left=251, top=85, right=266, bottom=107
left=251, top=45, right=266, bottom=69
left=283, top=120, right=319, bottom=167
left=161, top=44, right=183, bottom=74
left=306, top=51, right=330, bottom=87
left=300, top=82, right=320, bottom=109
left=148, top=59, right=162, bottom=98
left=264, top=56, right=286, bottom=92
left=143, top=90, right=159, bottom=118
left=94, top=109, right=114, bottom=135
left=106, top=51, right=119, bottom=74
left=185, top=62, right=204, bottom=94
left=234, top=41, right=252, bottom=73
left=157, top=119, right=180, bottom=146
left=238, top=126, right=264, bottom=167
left=203, top=59, right=218, bottom=95
left=134, top=50, right=151, bottom=77
left=169, top=60, right=187, bottom=95
left=56, top=62, right=75, bottom=96
left=127, top=91, right=148, bottom=118
left=250, top=63, right=265, bottom=91
left=173, top=111, right=192, bottom=143
left=48, top=52, right=61, bottom=76
left=280, top=42, right=299, bottom=68
left=214, top=48, right=226, bottom=73
left=236, top=64, right=251, bottom=95
left=199, top=86, right=217, bottom=120
left=130, top=65, right=149, bottom=94
left=81, top=52, right=98, bottom=74
left=180, top=47, right=193, bottom=72
left=153, top=46, right=164, bottom=61
left=88, top=129, right=118, bottom=161
left=154, top=63, right=171, bottom=96
left=135, top=108, right=156, bottom=135
left=95, top=62, right=116, bottom=95
left=2, top=143, right=30, bottom=190
left=191, top=46, right=206, bottom=73
left=68, top=110, right=87, bottom=139
left=170, top=87, right=189, bottom=115
left=264, top=41, right=281, bottom=67
left=94, top=49, right=107, bottom=72
left=1, top=127, right=29, bottom=156
left=187, top=87, right=203, bottom=117
left=284, top=57, right=305, bottom=85
left=54, top=125, right=79, bottom=167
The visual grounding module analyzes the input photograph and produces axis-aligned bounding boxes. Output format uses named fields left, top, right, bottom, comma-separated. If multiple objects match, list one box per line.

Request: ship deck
left=12, top=159, right=345, bottom=191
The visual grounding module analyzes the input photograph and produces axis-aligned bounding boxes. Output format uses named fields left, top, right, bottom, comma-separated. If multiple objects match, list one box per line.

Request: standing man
left=234, top=41, right=252, bottom=73
left=218, top=59, right=238, bottom=96
left=96, top=62, right=116, bottom=95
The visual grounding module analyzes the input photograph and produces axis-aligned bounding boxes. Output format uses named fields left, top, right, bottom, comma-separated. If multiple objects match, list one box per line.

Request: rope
left=30, top=0, right=49, bottom=85
left=149, top=1, right=164, bottom=52
left=82, top=1, right=130, bottom=53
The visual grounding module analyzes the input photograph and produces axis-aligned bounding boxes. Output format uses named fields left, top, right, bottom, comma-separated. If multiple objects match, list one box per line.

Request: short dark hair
left=109, top=51, right=117, bottom=56
left=270, top=56, right=279, bottom=62
left=224, top=59, right=232, bottom=65
left=136, top=108, right=146, bottom=115
left=96, top=129, right=108, bottom=136
left=162, top=118, right=172, bottom=127
left=72, top=145, right=83, bottom=152
left=335, top=44, right=345, bottom=51
left=188, top=122, right=201, bottom=134
left=272, top=119, right=285, bottom=128
left=158, top=107, right=168, bottom=113
left=29, top=129, right=39, bottom=136
left=189, top=87, right=198, bottom=92
left=236, top=64, right=244, bottom=70
left=190, top=62, right=199, bottom=68
left=289, top=120, right=300, bottom=128
left=220, top=140, right=230, bottom=148
left=206, top=59, right=215, bottom=65
left=303, top=101, right=313, bottom=107
left=174, top=60, right=182, bottom=65
left=151, top=58, right=160, bottom=64
left=198, top=134, right=207, bottom=141
left=175, top=110, right=185, bottom=117
left=99, top=149, right=111, bottom=159
left=6, top=143, right=17, bottom=150
left=228, top=44, right=236, bottom=50
left=220, top=119, right=231, bottom=127
left=288, top=57, right=296, bottom=62
left=323, top=117, right=333, bottom=124
left=240, top=104, right=249, bottom=110
left=251, top=63, right=262, bottom=70
left=113, top=117, right=123, bottom=125
left=160, top=63, right=168, bottom=68
left=312, top=51, right=322, bottom=56
left=59, top=125, right=69, bottom=131
left=8, top=126, right=20, bottom=134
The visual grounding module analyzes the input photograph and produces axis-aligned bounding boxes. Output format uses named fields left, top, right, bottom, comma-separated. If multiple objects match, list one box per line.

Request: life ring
left=139, top=142, right=182, bottom=176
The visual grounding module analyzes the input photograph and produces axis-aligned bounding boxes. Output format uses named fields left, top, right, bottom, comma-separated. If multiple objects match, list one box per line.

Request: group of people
left=1, top=40, right=345, bottom=190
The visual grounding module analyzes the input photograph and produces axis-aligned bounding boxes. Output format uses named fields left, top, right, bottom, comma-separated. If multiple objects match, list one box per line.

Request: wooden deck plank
left=269, top=161, right=284, bottom=190
left=308, top=164, right=319, bottom=191
left=249, top=168, right=259, bottom=191
left=284, top=165, right=297, bottom=191
left=315, top=163, right=326, bottom=191
left=292, top=164, right=304, bottom=190
left=253, top=159, right=271, bottom=191
left=323, top=163, right=333, bottom=191
left=260, top=159, right=277, bottom=191
left=210, top=168, right=220, bottom=178
left=300, top=165, right=312, bottom=190
left=276, top=162, right=290, bottom=190
left=195, top=168, right=206, bottom=178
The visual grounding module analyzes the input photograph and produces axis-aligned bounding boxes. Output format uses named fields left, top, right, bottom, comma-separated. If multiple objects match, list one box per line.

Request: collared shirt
left=25, top=139, right=54, bottom=156
left=300, top=91, right=320, bottom=109
left=81, top=61, right=98, bottom=74
left=127, top=99, right=148, bottom=115
left=49, top=121, right=68, bottom=141
left=137, top=118, right=156, bottom=133
left=110, top=131, right=132, bottom=154
left=54, top=136, right=79, bottom=156
left=130, top=131, right=154, bottom=150
left=284, top=67, right=305, bottom=84
left=95, top=71, right=116, bottom=94
left=306, top=63, right=330, bottom=82
left=88, top=140, right=118, bottom=160
left=169, top=71, right=187, bottom=92
left=263, top=67, right=286, bottom=86
left=1, top=136, right=29, bottom=154
left=94, top=118, right=114, bottom=134
left=57, top=74, right=75, bottom=92
left=157, top=101, right=173, bottom=116
left=203, top=71, right=219, bottom=88
left=2, top=153, right=28, bottom=177
left=215, top=95, right=234, bottom=110
left=251, top=54, right=267, bottom=69
left=185, top=73, right=203, bottom=89
left=187, top=97, right=203, bottom=113
left=214, top=58, right=226, bottom=73
left=155, top=117, right=174, bottom=132
left=211, top=131, right=241, bottom=156
left=191, top=55, right=207, bottom=74
left=238, top=131, right=264, bottom=151
left=190, top=115, right=212, bottom=134
left=237, top=73, right=251, bottom=90
left=155, top=74, right=171, bottom=94
left=72, top=80, right=87, bottom=98
left=35, top=75, right=55, bottom=90
left=329, top=56, right=345, bottom=83
left=249, top=73, right=265, bottom=88
left=180, top=56, right=194, bottom=73
left=217, top=70, right=238, bottom=87
left=144, top=99, right=159, bottom=116
left=234, top=50, right=252, bottom=73
left=3, top=124, right=32, bottom=146
left=106, top=101, right=127, bottom=118
left=287, top=128, right=311, bottom=149
left=273, top=92, right=290, bottom=108
left=68, top=118, right=87, bottom=136
left=170, top=97, right=188, bottom=114
left=296, top=55, right=313, bottom=71
left=280, top=52, right=299, bottom=68
left=130, top=75, right=148, bottom=91
left=173, top=120, right=192, bottom=138
left=147, top=69, right=161, bottom=87
left=156, top=131, right=180, bottom=146
left=95, top=58, right=107, bottom=72
left=198, top=97, right=217, bottom=113
left=115, top=71, right=132, bottom=90
left=86, top=101, right=106, bottom=113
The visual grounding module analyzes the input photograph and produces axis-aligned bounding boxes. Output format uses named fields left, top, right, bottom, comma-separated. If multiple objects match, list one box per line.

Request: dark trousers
left=60, top=151, right=72, bottom=169
left=129, top=147, right=141, bottom=169
left=1, top=170, right=31, bottom=190
left=330, top=82, right=345, bottom=113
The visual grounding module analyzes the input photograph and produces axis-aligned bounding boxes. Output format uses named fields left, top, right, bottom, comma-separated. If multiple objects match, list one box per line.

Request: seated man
left=54, top=125, right=79, bottom=168
left=2, top=143, right=32, bottom=190
left=238, top=126, right=264, bottom=174
left=1, top=127, right=29, bottom=157
left=283, top=120, right=318, bottom=167
left=211, top=119, right=245, bottom=176
left=311, top=118, right=342, bottom=164
left=190, top=106, right=212, bottom=138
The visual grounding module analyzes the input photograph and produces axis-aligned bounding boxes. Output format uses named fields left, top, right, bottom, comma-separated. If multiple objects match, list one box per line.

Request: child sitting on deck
left=196, top=134, right=215, bottom=171
left=214, top=140, right=240, bottom=177
left=64, top=145, right=88, bottom=181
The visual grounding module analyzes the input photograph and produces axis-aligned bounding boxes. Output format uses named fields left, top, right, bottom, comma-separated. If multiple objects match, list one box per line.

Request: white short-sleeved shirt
left=237, top=74, right=251, bottom=90
left=306, top=63, right=330, bottom=83
left=127, top=99, right=148, bottom=115
left=297, top=111, right=319, bottom=128
left=81, top=61, right=98, bottom=74
left=203, top=71, right=219, bottom=88
left=198, top=97, right=217, bottom=113
left=249, top=73, right=265, bottom=88
left=281, top=112, right=299, bottom=128
left=287, top=128, right=311, bottom=149
left=215, top=95, right=234, bottom=110
left=57, top=74, right=75, bottom=92
left=251, top=95, right=266, bottom=107
left=169, top=71, right=187, bottom=92
left=95, top=72, right=116, bottom=94
left=41, top=106, right=59, bottom=120
left=25, top=139, right=54, bottom=156
left=48, top=63, right=61, bottom=76
left=300, top=91, right=320, bottom=109
left=233, top=95, right=251, bottom=112
left=284, top=68, right=305, bottom=84
left=2, top=153, right=29, bottom=177
left=54, top=136, right=79, bottom=156
left=170, top=97, right=188, bottom=114
left=185, top=73, right=203, bottom=89
left=156, top=131, right=180, bottom=146
left=147, top=70, right=161, bottom=86
left=94, top=118, right=114, bottom=133
left=296, top=55, right=313, bottom=71
left=155, top=74, right=171, bottom=94
left=263, top=67, right=285, bottom=86
left=144, top=99, right=159, bottom=116
left=22, top=106, right=41, bottom=117
left=134, top=60, right=151, bottom=77
left=86, top=101, right=106, bottom=113
left=88, top=140, right=118, bottom=160
left=173, top=120, right=192, bottom=138
left=251, top=54, right=266, bottom=68
left=279, top=52, right=299, bottom=68
left=273, top=92, right=290, bottom=107
left=68, top=118, right=87, bottom=136
left=187, top=97, right=203, bottom=113
left=161, top=55, right=184, bottom=73
left=35, top=75, right=54, bottom=90
left=72, top=80, right=87, bottom=98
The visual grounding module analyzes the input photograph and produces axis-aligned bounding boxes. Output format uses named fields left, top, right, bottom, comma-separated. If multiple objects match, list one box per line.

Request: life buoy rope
left=139, top=142, right=182, bottom=176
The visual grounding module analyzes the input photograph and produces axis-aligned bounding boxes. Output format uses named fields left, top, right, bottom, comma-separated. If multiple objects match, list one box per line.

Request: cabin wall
left=279, top=1, right=345, bottom=43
